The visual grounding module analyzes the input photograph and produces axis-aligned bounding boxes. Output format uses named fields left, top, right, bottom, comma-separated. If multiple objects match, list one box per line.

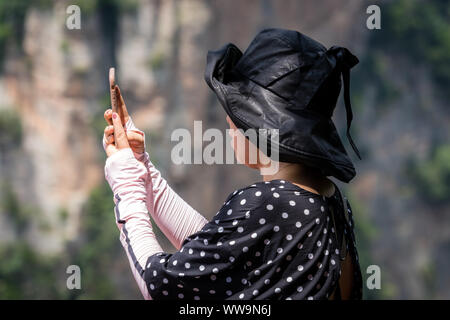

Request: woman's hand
left=104, top=124, right=145, bottom=157
left=104, top=112, right=131, bottom=157
left=103, top=84, right=145, bottom=156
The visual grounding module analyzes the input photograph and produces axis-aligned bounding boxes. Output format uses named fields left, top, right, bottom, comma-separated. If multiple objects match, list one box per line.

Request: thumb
left=112, top=112, right=130, bottom=150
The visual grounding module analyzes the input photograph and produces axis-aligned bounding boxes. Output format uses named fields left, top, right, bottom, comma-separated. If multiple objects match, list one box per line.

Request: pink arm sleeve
left=121, top=117, right=208, bottom=250
left=141, top=153, right=208, bottom=250
left=103, top=115, right=208, bottom=298
left=105, top=148, right=163, bottom=300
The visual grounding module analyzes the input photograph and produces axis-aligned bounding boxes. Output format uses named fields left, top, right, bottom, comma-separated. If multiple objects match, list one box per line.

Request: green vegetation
left=346, top=189, right=382, bottom=299
left=352, top=52, right=401, bottom=111
left=407, top=144, right=450, bottom=204
left=60, top=39, right=70, bottom=54
left=375, top=0, right=450, bottom=97
left=76, top=0, right=139, bottom=16
left=0, top=0, right=138, bottom=69
left=0, top=0, right=52, bottom=69
left=350, top=0, right=450, bottom=298
left=355, top=0, right=450, bottom=104
left=0, top=181, right=127, bottom=299
left=0, top=241, right=66, bottom=299
left=0, top=182, right=66, bottom=299
left=72, top=65, right=89, bottom=78
left=0, top=108, right=22, bottom=149
left=420, top=261, right=437, bottom=299
left=58, top=208, right=69, bottom=223
left=347, top=190, right=399, bottom=299
left=0, top=182, right=30, bottom=235
left=90, top=93, right=111, bottom=163
left=147, top=50, right=166, bottom=71
left=67, top=182, right=122, bottom=299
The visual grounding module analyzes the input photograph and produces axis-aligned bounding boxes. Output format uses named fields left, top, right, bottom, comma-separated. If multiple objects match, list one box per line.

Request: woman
left=102, top=28, right=363, bottom=300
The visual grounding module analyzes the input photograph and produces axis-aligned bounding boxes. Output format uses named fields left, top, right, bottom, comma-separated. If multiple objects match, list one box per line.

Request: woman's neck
left=261, top=162, right=335, bottom=197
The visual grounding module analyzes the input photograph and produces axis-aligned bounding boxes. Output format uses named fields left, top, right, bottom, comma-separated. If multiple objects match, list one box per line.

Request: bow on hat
left=296, top=45, right=362, bottom=160
left=327, top=46, right=361, bottom=160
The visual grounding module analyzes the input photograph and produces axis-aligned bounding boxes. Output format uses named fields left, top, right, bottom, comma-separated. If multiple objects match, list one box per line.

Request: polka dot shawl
left=144, top=179, right=363, bottom=300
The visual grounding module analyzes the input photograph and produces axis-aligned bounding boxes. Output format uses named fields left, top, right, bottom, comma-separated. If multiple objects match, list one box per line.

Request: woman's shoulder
left=196, top=179, right=332, bottom=245
left=219, top=179, right=328, bottom=217
left=222, top=180, right=274, bottom=204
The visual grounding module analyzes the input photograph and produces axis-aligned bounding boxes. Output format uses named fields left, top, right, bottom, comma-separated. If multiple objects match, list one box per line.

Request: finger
left=104, top=125, right=113, bottom=135
left=103, top=125, right=115, bottom=146
left=104, top=125, right=114, bottom=142
left=112, top=112, right=130, bottom=149
left=126, top=131, right=145, bottom=154
left=126, top=131, right=144, bottom=144
left=105, top=133, right=115, bottom=144
left=105, top=142, right=117, bottom=157
left=115, top=85, right=129, bottom=125
left=104, top=109, right=113, bottom=125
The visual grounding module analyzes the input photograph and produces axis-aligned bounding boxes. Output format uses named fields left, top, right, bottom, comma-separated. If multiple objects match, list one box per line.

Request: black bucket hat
left=204, top=28, right=362, bottom=183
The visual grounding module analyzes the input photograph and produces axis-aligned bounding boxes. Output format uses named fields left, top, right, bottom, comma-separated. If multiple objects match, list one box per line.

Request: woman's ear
left=227, top=116, right=263, bottom=170
left=226, top=115, right=234, bottom=128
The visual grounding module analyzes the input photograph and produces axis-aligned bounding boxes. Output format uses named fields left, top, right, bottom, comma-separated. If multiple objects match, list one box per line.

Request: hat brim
left=205, top=44, right=356, bottom=183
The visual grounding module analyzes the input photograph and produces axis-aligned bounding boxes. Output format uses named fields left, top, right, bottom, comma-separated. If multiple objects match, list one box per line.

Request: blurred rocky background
left=0, top=0, right=448, bottom=299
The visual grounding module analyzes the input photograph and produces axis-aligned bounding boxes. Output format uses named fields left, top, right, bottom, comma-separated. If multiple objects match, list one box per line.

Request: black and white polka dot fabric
left=144, top=179, right=362, bottom=300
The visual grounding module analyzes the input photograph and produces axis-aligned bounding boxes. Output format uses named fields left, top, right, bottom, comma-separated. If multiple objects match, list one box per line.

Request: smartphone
left=109, top=67, right=118, bottom=114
